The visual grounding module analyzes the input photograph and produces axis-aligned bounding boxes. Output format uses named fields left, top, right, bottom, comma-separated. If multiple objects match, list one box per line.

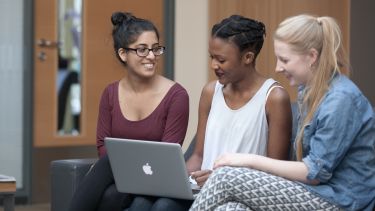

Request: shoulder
left=315, top=75, right=374, bottom=124
left=157, top=76, right=186, bottom=94
left=265, top=82, right=291, bottom=118
left=266, top=83, right=291, bottom=106
left=103, top=81, right=119, bottom=93
left=99, top=81, right=119, bottom=108
left=328, top=74, right=362, bottom=99
left=160, top=80, right=189, bottom=107
left=325, top=74, right=368, bottom=110
left=201, top=80, right=217, bottom=99
left=167, top=82, right=189, bottom=100
left=101, top=81, right=119, bottom=98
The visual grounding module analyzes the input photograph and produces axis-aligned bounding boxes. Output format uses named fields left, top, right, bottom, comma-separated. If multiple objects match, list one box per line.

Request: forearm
left=215, top=153, right=318, bottom=184
left=186, top=154, right=203, bottom=173
left=249, top=154, right=312, bottom=183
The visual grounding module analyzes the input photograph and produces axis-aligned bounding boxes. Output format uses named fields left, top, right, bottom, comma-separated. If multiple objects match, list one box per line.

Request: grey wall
left=350, top=0, right=375, bottom=106
left=0, top=0, right=25, bottom=190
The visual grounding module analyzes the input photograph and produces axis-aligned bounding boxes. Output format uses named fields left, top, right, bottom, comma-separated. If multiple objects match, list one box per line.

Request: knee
left=210, top=166, right=237, bottom=181
left=89, top=155, right=112, bottom=176
left=151, top=198, right=191, bottom=211
left=204, top=166, right=248, bottom=190
left=151, top=198, right=174, bottom=211
left=128, top=196, right=154, bottom=211
left=101, top=184, right=119, bottom=203
left=97, top=184, right=129, bottom=211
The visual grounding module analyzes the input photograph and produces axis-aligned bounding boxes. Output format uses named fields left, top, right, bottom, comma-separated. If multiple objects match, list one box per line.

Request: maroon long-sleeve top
left=96, top=81, right=189, bottom=157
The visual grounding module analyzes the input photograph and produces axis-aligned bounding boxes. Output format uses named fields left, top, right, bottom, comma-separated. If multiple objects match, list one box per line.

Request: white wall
left=174, top=1, right=208, bottom=151
left=0, top=0, right=24, bottom=188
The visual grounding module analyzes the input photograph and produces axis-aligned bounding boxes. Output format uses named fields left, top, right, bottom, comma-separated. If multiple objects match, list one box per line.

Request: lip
left=214, top=70, right=224, bottom=78
left=142, top=63, right=155, bottom=70
left=282, top=72, right=292, bottom=79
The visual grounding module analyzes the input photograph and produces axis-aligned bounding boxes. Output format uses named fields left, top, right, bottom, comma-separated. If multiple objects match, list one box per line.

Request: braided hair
left=212, top=15, right=266, bottom=59
left=111, top=12, right=159, bottom=64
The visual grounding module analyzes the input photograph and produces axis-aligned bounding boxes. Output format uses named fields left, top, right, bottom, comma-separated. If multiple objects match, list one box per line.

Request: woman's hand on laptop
left=190, top=170, right=212, bottom=187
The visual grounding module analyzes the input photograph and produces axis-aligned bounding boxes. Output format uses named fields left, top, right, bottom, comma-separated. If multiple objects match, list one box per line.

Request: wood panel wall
left=33, top=0, right=164, bottom=147
left=32, top=0, right=165, bottom=203
left=209, top=0, right=350, bottom=101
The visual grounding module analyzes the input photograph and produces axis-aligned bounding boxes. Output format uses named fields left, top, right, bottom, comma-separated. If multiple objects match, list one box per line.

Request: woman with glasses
left=69, top=12, right=189, bottom=211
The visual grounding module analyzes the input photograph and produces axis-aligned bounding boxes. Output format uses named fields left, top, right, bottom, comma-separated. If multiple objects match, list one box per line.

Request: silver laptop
left=105, top=137, right=198, bottom=200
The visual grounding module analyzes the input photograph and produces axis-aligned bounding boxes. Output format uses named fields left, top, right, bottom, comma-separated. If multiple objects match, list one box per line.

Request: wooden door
left=33, top=0, right=165, bottom=147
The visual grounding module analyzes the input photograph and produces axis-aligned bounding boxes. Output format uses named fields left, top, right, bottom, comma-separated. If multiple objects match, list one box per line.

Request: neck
left=123, top=74, right=158, bottom=93
left=231, top=67, right=262, bottom=92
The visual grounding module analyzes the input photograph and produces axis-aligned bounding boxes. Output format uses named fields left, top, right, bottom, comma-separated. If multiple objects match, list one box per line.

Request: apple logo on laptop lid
left=142, top=163, right=153, bottom=175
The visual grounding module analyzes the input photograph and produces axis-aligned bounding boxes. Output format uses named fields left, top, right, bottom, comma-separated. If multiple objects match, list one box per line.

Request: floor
left=0, top=203, right=50, bottom=211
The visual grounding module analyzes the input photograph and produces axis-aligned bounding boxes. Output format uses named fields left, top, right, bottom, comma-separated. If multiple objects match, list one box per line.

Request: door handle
left=37, top=51, right=47, bottom=61
left=37, top=38, right=60, bottom=48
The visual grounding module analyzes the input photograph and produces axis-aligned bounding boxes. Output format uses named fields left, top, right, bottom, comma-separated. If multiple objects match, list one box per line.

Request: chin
left=289, top=80, right=298, bottom=87
left=143, top=68, right=157, bottom=76
left=286, top=77, right=300, bottom=87
left=217, top=78, right=228, bottom=85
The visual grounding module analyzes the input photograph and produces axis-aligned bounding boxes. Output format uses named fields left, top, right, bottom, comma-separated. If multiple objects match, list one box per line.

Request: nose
left=210, top=59, right=219, bottom=70
left=146, top=50, right=156, bottom=59
left=275, top=61, right=284, bottom=73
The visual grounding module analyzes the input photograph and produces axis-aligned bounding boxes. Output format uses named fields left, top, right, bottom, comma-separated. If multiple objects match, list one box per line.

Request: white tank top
left=201, top=79, right=278, bottom=170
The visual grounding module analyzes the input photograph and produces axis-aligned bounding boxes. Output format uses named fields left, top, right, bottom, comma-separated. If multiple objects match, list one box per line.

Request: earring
left=309, top=63, right=314, bottom=71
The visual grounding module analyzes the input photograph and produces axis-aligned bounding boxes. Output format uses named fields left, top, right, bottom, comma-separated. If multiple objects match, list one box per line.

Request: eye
left=137, top=48, right=148, bottom=54
left=153, top=46, right=163, bottom=53
left=210, top=55, right=225, bottom=63
left=279, top=57, right=288, bottom=63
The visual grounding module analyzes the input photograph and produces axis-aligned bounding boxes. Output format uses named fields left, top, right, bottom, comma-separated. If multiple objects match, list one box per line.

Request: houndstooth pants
left=189, top=167, right=341, bottom=211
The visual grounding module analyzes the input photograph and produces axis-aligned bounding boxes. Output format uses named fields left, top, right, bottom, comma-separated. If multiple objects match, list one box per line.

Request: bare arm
left=186, top=81, right=216, bottom=173
left=214, top=153, right=319, bottom=185
left=265, top=86, right=292, bottom=160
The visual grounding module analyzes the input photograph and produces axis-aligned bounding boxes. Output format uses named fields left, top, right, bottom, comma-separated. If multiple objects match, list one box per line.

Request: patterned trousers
left=189, top=167, right=341, bottom=211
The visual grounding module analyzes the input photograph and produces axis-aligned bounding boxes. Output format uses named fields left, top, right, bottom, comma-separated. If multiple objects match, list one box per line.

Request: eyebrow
left=135, top=43, right=160, bottom=47
left=276, top=55, right=287, bottom=60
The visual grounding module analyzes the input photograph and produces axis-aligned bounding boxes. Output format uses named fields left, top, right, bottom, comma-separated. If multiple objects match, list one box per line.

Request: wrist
left=244, top=154, right=256, bottom=168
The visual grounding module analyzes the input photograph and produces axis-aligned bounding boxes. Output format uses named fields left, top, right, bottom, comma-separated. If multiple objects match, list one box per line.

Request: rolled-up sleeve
left=302, top=92, right=362, bottom=182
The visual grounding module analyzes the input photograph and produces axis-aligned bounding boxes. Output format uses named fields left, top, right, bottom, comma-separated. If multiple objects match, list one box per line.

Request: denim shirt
left=297, top=74, right=375, bottom=211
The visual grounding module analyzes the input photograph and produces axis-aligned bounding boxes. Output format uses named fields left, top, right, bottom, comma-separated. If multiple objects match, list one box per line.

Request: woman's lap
left=190, top=167, right=341, bottom=211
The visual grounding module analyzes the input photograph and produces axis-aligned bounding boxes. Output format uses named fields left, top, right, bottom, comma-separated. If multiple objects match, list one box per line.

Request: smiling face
left=209, top=37, right=250, bottom=85
left=274, top=40, right=316, bottom=86
left=118, top=31, right=160, bottom=78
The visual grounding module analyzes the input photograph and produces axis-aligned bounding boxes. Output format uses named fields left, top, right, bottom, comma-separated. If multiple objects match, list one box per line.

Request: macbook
left=105, top=137, right=199, bottom=200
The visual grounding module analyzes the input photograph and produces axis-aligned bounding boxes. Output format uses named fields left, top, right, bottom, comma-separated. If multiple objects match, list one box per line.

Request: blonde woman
left=190, top=14, right=375, bottom=211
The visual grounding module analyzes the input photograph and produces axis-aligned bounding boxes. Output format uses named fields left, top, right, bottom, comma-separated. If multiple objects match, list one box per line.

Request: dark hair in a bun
left=212, top=15, right=266, bottom=59
left=111, top=12, right=135, bottom=27
left=111, top=12, right=159, bottom=64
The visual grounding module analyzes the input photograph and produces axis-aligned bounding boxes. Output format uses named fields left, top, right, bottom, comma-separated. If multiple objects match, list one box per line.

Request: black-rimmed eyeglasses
left=124, top=46, right=165, bottom=57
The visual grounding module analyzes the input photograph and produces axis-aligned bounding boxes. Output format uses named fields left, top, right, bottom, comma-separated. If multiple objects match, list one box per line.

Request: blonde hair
left=274, top=14, right=350, bottom=161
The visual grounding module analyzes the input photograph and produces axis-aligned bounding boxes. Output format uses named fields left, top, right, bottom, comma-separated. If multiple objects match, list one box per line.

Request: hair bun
left=111, top=12, right=135, bottom=26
